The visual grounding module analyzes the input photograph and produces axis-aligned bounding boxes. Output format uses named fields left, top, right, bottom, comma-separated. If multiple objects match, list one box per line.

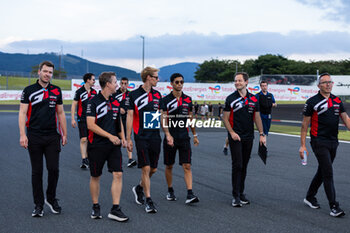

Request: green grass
left=268, top=124, right=350, bottom=141
left=0, top=99, right=73, bottom=105
left=276, top=101, right=305, bottom=104
left=0, top=76, right=71, bottom=90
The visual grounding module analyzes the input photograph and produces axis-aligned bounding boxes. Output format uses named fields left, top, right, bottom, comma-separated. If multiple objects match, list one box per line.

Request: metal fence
left=0, top=70, right=79, bottom=90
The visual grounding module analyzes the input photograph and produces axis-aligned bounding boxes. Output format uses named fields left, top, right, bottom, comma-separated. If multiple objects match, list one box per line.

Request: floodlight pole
left=140, top=36, right=145, bottom=70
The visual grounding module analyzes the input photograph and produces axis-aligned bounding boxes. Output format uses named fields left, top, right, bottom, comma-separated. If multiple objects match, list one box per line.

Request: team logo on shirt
left=29, top=89, right=45, bottom=106
left=135, top=93, right=148, bottom=110
left=80, top=91, right=88, bottom=102
left=144, top=110, right=161, bottom=129
left=115, top=93, right=124, bottom=102
left=231, top=97, right=243, bottom=112
left=313, top=99, right=328, bottom=115
left=167, top=98, right=178, bottom=114
left=96, top=102, right=108, bottom=119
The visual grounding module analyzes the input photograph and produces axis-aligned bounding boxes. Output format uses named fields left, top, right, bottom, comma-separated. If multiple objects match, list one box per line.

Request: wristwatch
left=260, top=133, right=265, bottom=137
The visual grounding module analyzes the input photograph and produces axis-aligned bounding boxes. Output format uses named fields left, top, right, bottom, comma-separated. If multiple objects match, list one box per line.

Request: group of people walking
left=18, top=61, right=350, bottom=222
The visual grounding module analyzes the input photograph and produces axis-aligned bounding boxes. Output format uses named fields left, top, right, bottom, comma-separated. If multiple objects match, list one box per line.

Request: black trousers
left=306, top=140, right=338, bottom=208
left=228, top=137, right=253, bottom=198
left=28, top=133, right=61, bottom=206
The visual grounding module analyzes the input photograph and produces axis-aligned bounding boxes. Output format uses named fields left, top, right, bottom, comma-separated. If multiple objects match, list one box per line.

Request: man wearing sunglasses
left=160, top=73, right=200, bottom=204
left=300, top=73, right=350, bottom=217
left=126, top=67, right=162, bottom=213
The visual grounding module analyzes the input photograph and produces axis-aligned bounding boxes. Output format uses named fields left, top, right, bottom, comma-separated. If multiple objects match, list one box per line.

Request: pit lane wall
left=1, top=76, right=349, bottom=101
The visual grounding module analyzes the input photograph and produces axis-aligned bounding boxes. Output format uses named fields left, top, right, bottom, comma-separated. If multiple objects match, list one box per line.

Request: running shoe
left=166, top=191, right=177, bottom=201
left=240, top=194, right=250, bottom=205
left=223, top=147, right=228, bottom=156
left=330, top=205, right=345, bottom=217
left=108, top=206, right=129, bottom=222
left=32, top=205, right=44, bottom=217
left=91, top=204, right=102, bottom=219
left=127, top=159, right=137, bottom=168
left=185, top=193, right=199, bottom=204
left=145, top=199, right=157, bottom=213
left=132, top=185, right=145, bottom=205
left=80, top=158, right=89, bottom=169
left=304, top=197, right=320, bottom=209
left=232, top=197, right=242, bottom=207
left=45, top=198, right=61, bottom=214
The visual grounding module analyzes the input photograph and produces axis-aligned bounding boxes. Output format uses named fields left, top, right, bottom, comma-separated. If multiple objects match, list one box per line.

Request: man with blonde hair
left=126, top=67, right=162, bottom=213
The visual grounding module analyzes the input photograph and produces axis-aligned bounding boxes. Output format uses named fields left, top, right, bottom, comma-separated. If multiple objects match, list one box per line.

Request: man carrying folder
left=222, top=72, right=265, bottom=207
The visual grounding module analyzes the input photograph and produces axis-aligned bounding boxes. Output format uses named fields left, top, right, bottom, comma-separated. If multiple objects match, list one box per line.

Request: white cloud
left=1, top=0, right=350, bottom=71
left=0, top=0, right=348, bottom=43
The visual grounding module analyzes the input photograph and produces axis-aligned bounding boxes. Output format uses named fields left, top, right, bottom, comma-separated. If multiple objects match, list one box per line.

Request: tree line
left=194, top=54, right=350, bottom=82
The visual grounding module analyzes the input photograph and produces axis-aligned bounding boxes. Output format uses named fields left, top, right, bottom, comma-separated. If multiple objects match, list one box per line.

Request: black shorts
left=88, top=144, right=123, bottom=177
left=163, top=137, right=191, bottom=166
left=135, top=139, right=161, bottom=168
left=78, top=121, right=88, bottom=139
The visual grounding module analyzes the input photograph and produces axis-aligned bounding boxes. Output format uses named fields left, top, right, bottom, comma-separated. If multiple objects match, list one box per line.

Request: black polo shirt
left=303, top=91, right=345, bottom=142
left=255, top=91, right=275, bottom=115
left=126, top=86, right=162, bottom=140
left=73, top=85, right=97, bottom=122
left=86, top=92, right=122, bottom=147
left=224, top=90, right=259, bottom=140
left=160, top=92, right=193, bottom=139
left=21, top=80, right=63, bottom=136
left=113, top=88, right=130, bottom=121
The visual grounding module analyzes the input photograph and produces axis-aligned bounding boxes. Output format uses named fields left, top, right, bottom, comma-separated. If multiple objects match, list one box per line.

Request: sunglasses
left=150, top=75, right=159, bottom=79
left=174, top=80, right=184, bottom=84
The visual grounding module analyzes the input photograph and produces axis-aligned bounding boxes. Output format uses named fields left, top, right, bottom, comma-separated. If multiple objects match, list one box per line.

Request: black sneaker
left=223, top=147, right=228, bottom=156
left=80, top=158, right=89, bottom=169
left=185, top=193, right=199, bottom=204
left=330, top=205, right=345, bottom=217
left=166, top=191, right=177, bottom=201
left=45, top=198, right=61, bottom=214
left=240, top=194, right=250, bottom=205
left=304, top=197, right=320, bottom=209
left=108, top=206, right=129, bottom=222
left=132, top=185, right=145, bottom=205
left=32, top=205, right=44, bottom=217
left=232, top=197, right=242, bottom=207
left=91, top=204, right=102, bottom=219
left=145, top=199, right=157, bottom=213
left=127, top=159, right=137, bottom=168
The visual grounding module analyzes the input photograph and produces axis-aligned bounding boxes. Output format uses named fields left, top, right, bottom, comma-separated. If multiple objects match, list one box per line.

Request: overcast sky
left=1, top=0, right=350, bottom=71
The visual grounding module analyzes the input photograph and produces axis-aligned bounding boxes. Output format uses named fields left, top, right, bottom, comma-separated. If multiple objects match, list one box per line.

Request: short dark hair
left=318, top=72, right=331, bottom=84
left=121, top=77, right=129, bottom=82
left=83, top=73, right=95, bottom=83
left=170, top=73, right=184, bottom=83
left=99, top=72, right=116, bottom=89
left=235, top=72, right=249, bottom=81
left=39, top=61, right=54, bottom=70
left=260, top=80, right=268, bottom=85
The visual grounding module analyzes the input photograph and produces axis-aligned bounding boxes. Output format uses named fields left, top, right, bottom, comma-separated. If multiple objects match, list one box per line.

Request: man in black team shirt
left=222, top=72, right=265, bottom=207
left=160, top=73, right=199, bottom=204
left=86, top=72, right=128, bottom=222
left=19, top=61, right=67, bottom=217
left=126, top=67, right=162, bottom=213
left=299, top=73, right=350, bottom=217
left=71, top=73, right=97, bottom=169
left=113, top=77, right=137, bottom=167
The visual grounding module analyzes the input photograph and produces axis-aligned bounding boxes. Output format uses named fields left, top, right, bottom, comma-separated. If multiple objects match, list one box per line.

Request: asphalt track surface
left=1, top=112, right=350, bottom=233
